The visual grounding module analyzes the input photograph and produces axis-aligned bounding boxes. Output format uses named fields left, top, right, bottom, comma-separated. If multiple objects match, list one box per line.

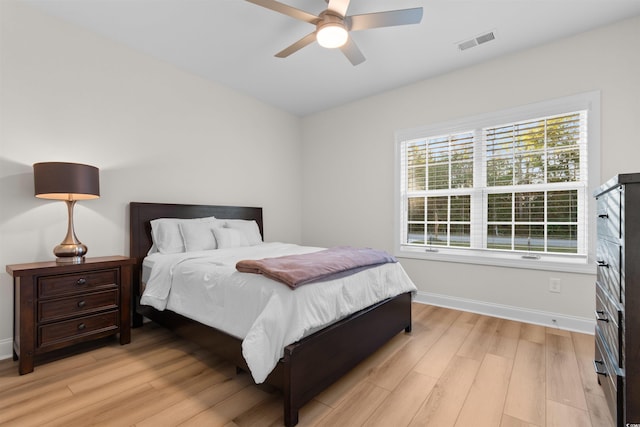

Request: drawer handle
left=595, top=310, right=609, bottom=322
left=597, top=213, right=609, bottom=219
left=76, top=278, right=87, bottom=286
left=593, top=359, right=607, bottom=377
left=77, top=323, right=86, bottom=331
left=77, top=300, right=86, bottom=308
left=597, top=260, right=609, bottom=268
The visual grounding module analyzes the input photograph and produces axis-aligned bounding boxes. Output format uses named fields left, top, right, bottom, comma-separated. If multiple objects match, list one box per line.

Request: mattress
left=140, top=242, right=417, bottom=383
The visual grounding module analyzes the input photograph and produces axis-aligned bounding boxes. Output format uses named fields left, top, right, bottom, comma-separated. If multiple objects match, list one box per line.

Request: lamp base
left=54, top=243, right=88, bottom=264
left=52, top=200, right=89, bottom=264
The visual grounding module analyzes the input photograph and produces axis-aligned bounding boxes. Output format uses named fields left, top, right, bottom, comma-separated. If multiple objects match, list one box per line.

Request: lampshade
left=316, top=22, right=348, bottom=48
left=33, top=162, right=100, bottom=263
left=34, top=162, right=100, bottom=200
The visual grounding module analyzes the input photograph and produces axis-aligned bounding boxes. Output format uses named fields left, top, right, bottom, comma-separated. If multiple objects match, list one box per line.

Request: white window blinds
left=399, top=109, right=589, bottom=262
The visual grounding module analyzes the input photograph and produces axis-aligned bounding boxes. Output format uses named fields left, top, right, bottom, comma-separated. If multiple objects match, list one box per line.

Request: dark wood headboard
left=129, top=202, right=264, bottom=263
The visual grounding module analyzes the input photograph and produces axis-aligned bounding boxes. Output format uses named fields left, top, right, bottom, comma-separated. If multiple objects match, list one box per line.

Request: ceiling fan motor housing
left=316, top=11, right=349, bottom=48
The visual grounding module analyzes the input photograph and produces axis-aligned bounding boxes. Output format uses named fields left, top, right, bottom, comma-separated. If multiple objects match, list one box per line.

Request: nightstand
left=6, top=255, right=136, bottom=374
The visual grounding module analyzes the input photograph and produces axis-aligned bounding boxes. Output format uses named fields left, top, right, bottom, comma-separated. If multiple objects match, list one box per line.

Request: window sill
left=396, top=246, right=596, bottom=274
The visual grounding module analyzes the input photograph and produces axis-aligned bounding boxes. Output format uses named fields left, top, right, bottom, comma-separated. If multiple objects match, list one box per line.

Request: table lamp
left=33, top=162, right=100, bottom=263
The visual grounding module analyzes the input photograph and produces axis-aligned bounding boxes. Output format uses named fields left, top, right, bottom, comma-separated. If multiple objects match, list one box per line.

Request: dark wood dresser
left=594, top=173, right=640, bottom=427
left=6, top=256, right=135, bottom=374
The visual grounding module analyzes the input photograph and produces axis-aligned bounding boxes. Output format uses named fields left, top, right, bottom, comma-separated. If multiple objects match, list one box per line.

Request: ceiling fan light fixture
left=316, top=22, right=348, bottom=48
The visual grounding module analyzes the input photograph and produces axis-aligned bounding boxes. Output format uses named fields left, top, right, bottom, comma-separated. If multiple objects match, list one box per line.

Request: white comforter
left=141, top=242, right=417, bottom=383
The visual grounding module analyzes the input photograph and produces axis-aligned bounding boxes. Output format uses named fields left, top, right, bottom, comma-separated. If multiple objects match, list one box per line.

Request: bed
left=129, top=202, right=414, bottom=426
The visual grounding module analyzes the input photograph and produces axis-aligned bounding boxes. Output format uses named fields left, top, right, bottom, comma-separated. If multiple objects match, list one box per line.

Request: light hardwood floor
left=0, top=303, right=614, bottom=427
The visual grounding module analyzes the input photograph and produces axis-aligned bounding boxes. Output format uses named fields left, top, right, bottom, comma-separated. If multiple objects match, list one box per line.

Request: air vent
left=457, top=31, right=496, bottom=51
left=458, top=39, right=477, bottom=51
left=476, top=32, right=495, bottom=45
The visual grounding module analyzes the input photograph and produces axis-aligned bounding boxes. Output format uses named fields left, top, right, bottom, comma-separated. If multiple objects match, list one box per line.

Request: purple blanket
left=235, top=246, right=397, bottom=289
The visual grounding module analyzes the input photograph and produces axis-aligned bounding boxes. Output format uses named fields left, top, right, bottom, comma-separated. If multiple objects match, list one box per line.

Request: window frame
left=394, top=92, right=600, bottom=274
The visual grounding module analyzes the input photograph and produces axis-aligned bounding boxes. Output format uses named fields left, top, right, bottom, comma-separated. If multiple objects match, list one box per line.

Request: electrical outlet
left=549, top=278, right=561, bottom=293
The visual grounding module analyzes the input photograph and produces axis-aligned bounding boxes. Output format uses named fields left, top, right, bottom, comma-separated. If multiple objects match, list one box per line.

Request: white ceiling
left=24, top=0, right=640, bottom=116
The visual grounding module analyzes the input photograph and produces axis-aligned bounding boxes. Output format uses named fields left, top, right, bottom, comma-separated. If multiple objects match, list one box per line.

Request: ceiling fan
left=246, top=0, right=423, bottom=66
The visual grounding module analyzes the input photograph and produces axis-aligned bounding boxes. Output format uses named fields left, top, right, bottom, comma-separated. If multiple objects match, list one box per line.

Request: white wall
left=0, top=2, right=303, bottom=357
left=301, top=16, right=640, bottom=332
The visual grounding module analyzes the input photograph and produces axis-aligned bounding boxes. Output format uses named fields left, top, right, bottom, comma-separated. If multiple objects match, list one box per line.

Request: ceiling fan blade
left=340, top=37, right=366, bottom=66
left=275, top=32, right=317, bottom=58
left=327, top=0, right=351, bottom=17
left=347, top=7, right=423, bottom=31
left=246, top=0, right=318, bottom=24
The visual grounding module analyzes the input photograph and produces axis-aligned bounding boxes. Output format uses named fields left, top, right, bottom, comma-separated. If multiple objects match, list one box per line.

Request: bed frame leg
left=283, top=362, right=299, bottom=427
left=283, top=405, right=299, bottom=427
left=132, top=310, right=144, bottom=328
left=132, top=285, right=144, bottom=328
left=405, top=324, right=412, bottom=333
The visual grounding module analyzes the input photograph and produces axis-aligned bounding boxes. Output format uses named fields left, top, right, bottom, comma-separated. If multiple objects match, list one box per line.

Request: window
left=395, top=92, right=600, bottom=273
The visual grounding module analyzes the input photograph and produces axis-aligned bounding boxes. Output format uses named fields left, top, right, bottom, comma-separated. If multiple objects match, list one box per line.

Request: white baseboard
left=0, top=337, right=13, bottom=361
left=414, top=291, right=595, bottom=335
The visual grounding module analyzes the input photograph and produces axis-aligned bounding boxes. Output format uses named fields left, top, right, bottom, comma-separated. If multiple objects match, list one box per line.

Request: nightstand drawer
left=39, top=290, right=119, bottom=323
left=39, top=311, right=119, bottom=348
left=38, top=269, right=118, bottom=298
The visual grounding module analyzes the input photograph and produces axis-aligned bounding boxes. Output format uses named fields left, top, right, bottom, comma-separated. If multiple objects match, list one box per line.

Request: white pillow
left=150, top=216, right=219, bottom=254
left=179, top=219, right=221, bottom=252
left=223, top=219, right=263, bottom=245
left=213, top=227, right=251, bottom=249
left=150, top=218, right=184, bottom=254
